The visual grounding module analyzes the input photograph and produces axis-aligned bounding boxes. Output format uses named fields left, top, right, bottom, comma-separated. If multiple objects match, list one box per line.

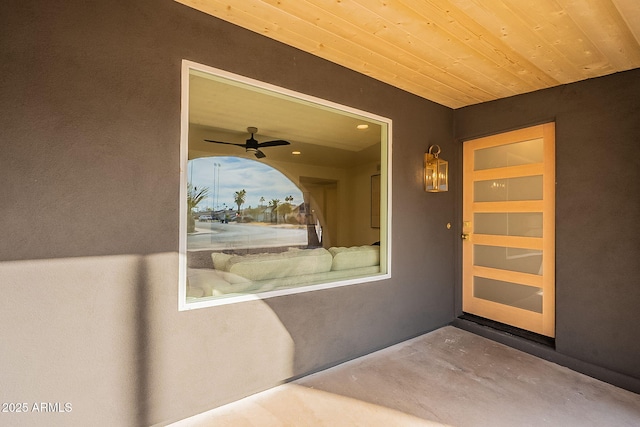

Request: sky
left=188, top=156, right=303, bottom=211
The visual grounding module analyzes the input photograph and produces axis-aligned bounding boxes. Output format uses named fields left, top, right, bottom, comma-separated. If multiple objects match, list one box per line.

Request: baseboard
left=452, top=317, right=640, bottom=395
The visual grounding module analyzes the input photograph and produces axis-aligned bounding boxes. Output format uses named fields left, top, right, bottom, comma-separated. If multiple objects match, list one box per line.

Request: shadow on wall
left=130, top=255, right=300, bottom=425
left=1, top=249, right=408, bottom=425
left=0, top=254, right=157, bottom=425
left=136, top=256, right=150, bottom=426
left=262, top=279, right=400, bottom=378
left=0, top=251, right=297, bottom=425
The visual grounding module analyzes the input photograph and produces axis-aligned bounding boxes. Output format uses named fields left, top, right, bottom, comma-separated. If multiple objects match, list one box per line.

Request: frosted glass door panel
left=474, top=245, right=543, bottom=275
left=463, top=123, right=555, bottom=337
left=474, top=175, right=543, bottom=202
left=474, top=212, right=543, bottom=237
left=474, top=277, right=542, bottom=313
left=474, top=138, right=543, bottom=170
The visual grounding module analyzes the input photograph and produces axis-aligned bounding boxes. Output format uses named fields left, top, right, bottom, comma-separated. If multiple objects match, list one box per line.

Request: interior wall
left=347, top=161, right=383, bottom=246
left=271, top=160, right=345, bottom=247
left=454, top=69, right=640, bottom=390
left=0, top=1, right=455, bottom=425
left=299, top=178, right=339, bottom=247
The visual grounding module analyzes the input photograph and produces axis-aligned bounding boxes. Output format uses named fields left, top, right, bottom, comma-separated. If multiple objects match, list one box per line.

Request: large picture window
left=179, top=61, right=391, bottom=309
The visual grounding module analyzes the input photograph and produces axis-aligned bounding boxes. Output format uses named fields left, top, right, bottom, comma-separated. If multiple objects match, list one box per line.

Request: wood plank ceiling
left=176, top=0, right=640, bottom=108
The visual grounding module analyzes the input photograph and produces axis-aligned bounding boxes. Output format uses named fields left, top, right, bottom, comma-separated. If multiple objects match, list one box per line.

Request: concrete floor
left=171, top=326, right=640, bottom=426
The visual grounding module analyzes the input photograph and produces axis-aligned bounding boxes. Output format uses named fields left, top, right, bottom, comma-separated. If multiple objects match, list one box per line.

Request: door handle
left=461, top=233, right=470, bottom=240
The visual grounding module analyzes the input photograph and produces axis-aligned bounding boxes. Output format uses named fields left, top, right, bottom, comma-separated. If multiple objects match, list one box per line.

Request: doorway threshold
left=456, top=313, right=555, bottom=348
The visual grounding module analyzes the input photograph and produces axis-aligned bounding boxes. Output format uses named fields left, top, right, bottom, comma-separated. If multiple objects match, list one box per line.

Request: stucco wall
left=0, top=1, right=455, bottom=425
left=454, top=69, right=640, bottom=389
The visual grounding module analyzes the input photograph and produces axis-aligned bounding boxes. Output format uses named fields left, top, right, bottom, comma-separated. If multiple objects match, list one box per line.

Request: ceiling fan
left=204, top=126, right=290, bottom=159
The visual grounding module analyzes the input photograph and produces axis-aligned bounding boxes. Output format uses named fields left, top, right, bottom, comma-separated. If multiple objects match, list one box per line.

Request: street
left=188, top=220, right=308, bottom=251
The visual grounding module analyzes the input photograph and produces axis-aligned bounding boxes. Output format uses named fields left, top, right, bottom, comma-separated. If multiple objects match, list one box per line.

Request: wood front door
left=462, top=123, right=555, bottom=337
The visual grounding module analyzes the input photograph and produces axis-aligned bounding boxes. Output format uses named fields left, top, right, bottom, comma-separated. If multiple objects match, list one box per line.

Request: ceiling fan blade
left=204, top=139, right=247, bottom=148
left=254, top=149, right=266, bottom=159
left=257, top=139, right=290, bottom=148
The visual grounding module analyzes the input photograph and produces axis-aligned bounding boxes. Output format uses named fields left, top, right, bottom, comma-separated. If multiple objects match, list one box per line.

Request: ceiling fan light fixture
left=204, top=126, right=290, bottom=159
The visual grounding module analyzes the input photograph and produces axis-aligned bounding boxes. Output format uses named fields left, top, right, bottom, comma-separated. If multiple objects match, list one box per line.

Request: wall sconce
left=424, top=145, right=448, bottom=192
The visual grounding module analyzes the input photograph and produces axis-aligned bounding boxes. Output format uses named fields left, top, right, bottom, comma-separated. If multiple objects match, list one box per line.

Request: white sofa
left=187, top=245, right=381, bottom=298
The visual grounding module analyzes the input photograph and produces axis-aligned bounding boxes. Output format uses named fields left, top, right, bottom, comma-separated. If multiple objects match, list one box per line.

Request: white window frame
left=178, top=60, right=392, bottom=310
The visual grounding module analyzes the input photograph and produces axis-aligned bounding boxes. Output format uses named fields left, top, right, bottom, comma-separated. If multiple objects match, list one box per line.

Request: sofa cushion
left=211, top=252, right=233, bottom=271
left=329, top=245, right=380, bottom=271
left=221, top=248, right=333, bottom=283
left=188, top=268, right=262, bottom=296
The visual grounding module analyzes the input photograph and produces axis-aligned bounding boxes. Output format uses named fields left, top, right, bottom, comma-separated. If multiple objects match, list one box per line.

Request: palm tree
left=269, top=198, right=280, bottom=223
left=234, top=189, right=247, bottom=217
left=187, top=183, right=209, bottom=232
left=278, top=195, right=294, bottom=223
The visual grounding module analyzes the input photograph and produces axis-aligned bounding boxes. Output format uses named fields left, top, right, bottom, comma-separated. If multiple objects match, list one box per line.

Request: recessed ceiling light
left=356, top=124, right=369, bottom=130
left=292, top=151, right=301, bottom=155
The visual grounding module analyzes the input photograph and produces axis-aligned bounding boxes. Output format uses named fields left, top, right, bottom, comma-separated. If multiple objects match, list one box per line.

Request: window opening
left=179, top=61, right=391, bottom=309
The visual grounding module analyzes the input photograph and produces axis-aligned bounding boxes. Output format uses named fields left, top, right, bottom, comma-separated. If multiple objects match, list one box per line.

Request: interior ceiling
left=188, top=71, right=384, bottom=166
left=177, top=0, right=640, bottom=109
left=189, top=71, right=382, bottom=151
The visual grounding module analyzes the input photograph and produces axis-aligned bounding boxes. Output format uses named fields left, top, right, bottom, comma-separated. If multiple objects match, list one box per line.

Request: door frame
left=460, top=123, right=555, bottom=337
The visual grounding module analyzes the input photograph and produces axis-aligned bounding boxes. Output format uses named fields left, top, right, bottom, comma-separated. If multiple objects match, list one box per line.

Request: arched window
left=187, top=156, right=311, bottom=249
